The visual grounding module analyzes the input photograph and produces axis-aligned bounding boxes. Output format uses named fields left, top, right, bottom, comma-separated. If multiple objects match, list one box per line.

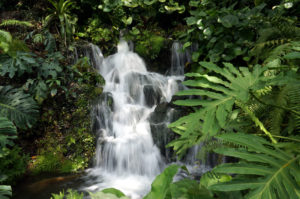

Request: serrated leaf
left=0, top=86, right=39, bottom=129
left=209, top=133, right=300, bottom=199
left=169, top=61, right=286, bottom=156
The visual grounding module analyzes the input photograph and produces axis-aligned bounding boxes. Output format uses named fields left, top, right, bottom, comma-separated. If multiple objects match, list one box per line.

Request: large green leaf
left=101, top=188, right=126, bottom=198
left=169, top=62, right=269, bottom=154
left=90, top=191, right=129, bottom=199
left=209, top=133, right=300, bottom=199
left=0, top=185, right=12, bottom=199
left=0, top=117, right=17, bottom=147
left=143, top=164, right=180, bottom=199
left=167, top=110, right=203, bottom=156
left=0, top=86, right=39, bottom=129
left=0, top=117, right=17, bottom=157
left=0, top=52, right=37, bottom=78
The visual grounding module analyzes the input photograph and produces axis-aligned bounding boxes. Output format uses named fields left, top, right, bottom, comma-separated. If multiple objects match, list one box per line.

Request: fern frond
left=0, top=19, right=33, bottom=28
left=0, top=86, right=39, bottom=129
left=268, top=86, right=289, bottom=135
left=288, top=84, right=300, bottom=134
left=171, top=62, right=269, bottom=138
left=209, top=133, right=300, bottom=199
left=167, top=110, right=203, bottom=157
left=169, top=61, right=297, bottom=155
left=264, top=41, right=300, bottom=68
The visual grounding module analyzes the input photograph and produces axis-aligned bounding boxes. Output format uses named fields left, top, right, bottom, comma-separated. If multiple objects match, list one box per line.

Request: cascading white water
left=82, top=41, right=184, bottom=199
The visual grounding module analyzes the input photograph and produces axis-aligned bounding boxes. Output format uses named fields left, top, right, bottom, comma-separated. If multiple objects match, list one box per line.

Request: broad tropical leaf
left=209, top=133, right=300, bottom=199
left=167, top=110, right=203, bottom=156
left=172, top=62, right=268, bottom=135
left=0, top=117, right=17, bottom=157
left=168, top=62, right=274, bottom=154
left=143, top=164, right=180, bottom=199
left=0, top=185, right=12, bottom=199
left=0, top=117, right=17, bottom=147
left=90, top=189, right=129, bottom=199
left=0, top=86, right=39, bottom=129
left=0, top=52, right=37, bottom=78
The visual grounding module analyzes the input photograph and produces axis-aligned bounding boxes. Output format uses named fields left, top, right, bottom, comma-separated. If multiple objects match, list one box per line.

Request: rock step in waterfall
left=79, top=41, right=209, bottom=199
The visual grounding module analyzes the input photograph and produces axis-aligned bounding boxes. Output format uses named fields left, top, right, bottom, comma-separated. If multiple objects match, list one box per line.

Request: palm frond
left=209, top=133, right=300, bottom=199
left=0, top=86, right=39, bottom=129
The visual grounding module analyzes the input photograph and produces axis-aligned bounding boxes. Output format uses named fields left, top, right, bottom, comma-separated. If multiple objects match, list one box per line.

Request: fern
left=288, top=84, right=300, bottom=134
left=0, top=19, right=33, bottom=28
left=169, top=62, right=273, bottom=146
left=263, top=41, right=300, bottom=71
left=209, top=133, right=300, bottom=199
left=0, top=86, right=39, bottom=129
left=168, top=60, right=300, bottom=155
left=167, top=110, right=204, bottom=156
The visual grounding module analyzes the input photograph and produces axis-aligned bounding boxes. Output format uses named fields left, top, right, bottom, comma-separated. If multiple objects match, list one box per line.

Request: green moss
left=128, top=29, right=166, bottom=60
left=135, top=34, right=165, bottom=60
left=29, top=59, right=103, bottom=175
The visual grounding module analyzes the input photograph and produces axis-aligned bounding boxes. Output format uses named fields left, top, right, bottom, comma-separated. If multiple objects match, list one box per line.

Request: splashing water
left=81, top=41, right=184, bottom=199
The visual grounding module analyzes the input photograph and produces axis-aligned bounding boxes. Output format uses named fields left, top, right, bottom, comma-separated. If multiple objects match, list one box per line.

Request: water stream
left=80, top=41, right=185, bottom=198
left=13, top=41, right=210, bottom=199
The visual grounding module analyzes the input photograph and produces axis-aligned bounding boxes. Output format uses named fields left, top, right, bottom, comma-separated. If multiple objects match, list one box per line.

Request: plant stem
left=255, top=134, right=300, bottom=142
left=235, top=100, right=277, bottom=144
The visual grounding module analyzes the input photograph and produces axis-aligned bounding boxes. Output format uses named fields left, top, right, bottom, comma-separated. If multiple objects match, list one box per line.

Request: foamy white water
left=81, top=41, right=184, bottom=198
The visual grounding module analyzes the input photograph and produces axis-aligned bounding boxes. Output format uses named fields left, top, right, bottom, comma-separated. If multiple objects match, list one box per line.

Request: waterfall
left=82, top=41, right=184, bottom=199
left=170, top=41, right=198, bottom=76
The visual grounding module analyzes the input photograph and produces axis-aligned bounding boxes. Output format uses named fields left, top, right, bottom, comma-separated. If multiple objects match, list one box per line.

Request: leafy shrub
left=31, top=152, right=72, bottom=174
left=44, top=0, right=77, bottom=46
left=135, top=34, right=165, bottom=60
left=51, top=189, right=84, bottom=199
left=0, top=146, right=29, bottom=184
left=77, top=18, right=116, bottom=48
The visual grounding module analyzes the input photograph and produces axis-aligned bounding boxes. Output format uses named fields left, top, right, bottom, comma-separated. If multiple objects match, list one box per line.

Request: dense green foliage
left=0, top=6, right=104, bottom=197
left=1, top=0, right=300, bottom=199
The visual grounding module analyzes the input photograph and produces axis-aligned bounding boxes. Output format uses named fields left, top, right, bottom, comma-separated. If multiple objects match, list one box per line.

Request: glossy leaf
left=143, top=164, right=180, bottom=199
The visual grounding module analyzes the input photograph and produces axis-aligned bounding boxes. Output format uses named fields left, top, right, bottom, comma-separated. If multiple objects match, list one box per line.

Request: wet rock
left=149, top=102, right=187, bottom=162
left=143, top=85, right=163, bottom=107
left=92, top=92, right=114, bottom=134
left=124, top=72, right=151, bottom=102
left=109, top=70, right=120, bottom=84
